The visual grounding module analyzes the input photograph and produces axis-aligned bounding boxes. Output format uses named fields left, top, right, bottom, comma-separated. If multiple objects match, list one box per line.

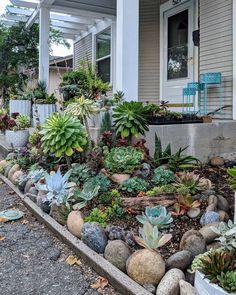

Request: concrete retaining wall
left=144, top=121, right=236, bottom=162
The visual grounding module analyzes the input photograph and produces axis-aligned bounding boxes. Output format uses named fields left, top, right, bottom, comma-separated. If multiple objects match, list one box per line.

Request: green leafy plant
left=69, top=163, right=93, bottom=185
left=33, top=81, right=57, bottom=104
left=98, top=189, right=121, bottom=205
left=190, top=249, right=219, bottom=274
left=176, top=184, right=191, bottom=196
left=104, top=146, right=143, bottom=174
left=218, top=271, right=236, bottom=292
left=134, top=222, right=172, bottom=251
left=146, top=184, right=177, bottom=196
left=29, top=129, right=42, bottom=146
left=73, top=182, right=100, bottom=210
left=172, top=195, right=201, bottom=216
left=112, top=91, right=125, bottom=105
left=113, top=101, right=149, bottom=142
left=85, top=208, right=108, bottom=227
left=136, top=206, right=173, bottom=229
left=154, top=134, right=172, bottom=166
left=211, top=220, right=236, bottom=250
left=87, top=173, right=111, bottom=193
left=119, top=177, right=149, bottom=193
left=152, top=167, right=175, bottom=185
left=15, top=115, right=31, bottom=129
left=40, top=113, right=87, bottom=167
left=227, top=167, right=236, bottom=190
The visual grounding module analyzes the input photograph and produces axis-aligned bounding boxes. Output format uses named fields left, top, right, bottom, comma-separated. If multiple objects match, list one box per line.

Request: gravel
left=0, top=180, right=120, bottom=295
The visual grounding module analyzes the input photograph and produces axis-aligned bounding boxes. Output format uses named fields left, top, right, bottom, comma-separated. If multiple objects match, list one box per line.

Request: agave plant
left=211, top=220, right=236, bottom=250
left=134, top=221, right=172, bottom=251
left=73, top=182, right=100, bottom=210
left=113, top=101, right=149, bottom=143
left=40, top=113, right=87, bottom=166
left=218, top=271, right=236, bottom=292
left=36, top=169, right=74, bottom=206
left=136, top=206, right=173, bottom=229
left=172, top=195, right=201, bottom=216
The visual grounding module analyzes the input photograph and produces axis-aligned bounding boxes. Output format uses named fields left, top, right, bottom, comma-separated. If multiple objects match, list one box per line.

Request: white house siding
left=200, top=0, right=233, bottom=119
left=138, top=0, right=160, bottom=103
left=74, top=34, right=92, bottom=69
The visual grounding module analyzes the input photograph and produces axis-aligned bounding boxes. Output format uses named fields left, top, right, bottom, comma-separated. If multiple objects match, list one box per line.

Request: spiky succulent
left=218, top=271, right=236, bottom=292
left=134, top=221, right=172, bottom=251
left=172, top=195, right=201, bottom=216
left=146, top=184, right=177, bottom=196
left=69, top=163, right=93, bottom=184
left=104, top=146, right=143, bottom=174
left=152, top=167, right=175, bottom=185
left=136, top=206, right=173, bottom=229
left=40, top=112, right=87, bottom=157
left=119, top=177, right=149, bottom=193
left=73, top=182, right=100, bottom=210
left=228, top=167, right=236, bottom=190
left=211, top=220, right=236, bottom=250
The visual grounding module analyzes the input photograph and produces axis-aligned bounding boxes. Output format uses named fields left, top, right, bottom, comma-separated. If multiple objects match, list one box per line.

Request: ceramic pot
left=5, top=129, right=29, bottom=148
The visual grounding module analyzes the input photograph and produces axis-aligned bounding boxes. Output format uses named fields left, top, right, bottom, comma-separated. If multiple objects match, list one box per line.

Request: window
left=96, top=28, right=111, bottom=83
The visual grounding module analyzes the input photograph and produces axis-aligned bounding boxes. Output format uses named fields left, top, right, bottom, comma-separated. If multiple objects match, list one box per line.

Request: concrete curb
left=0, top=174, right=152, bottom=295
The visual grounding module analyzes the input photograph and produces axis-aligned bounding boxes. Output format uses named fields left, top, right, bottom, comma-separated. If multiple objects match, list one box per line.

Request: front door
left=161, top=0, right=196, bottom=107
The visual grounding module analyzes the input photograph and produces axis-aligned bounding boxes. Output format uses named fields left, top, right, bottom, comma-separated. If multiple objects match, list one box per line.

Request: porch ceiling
left=2, top=0, right=116, bottom=39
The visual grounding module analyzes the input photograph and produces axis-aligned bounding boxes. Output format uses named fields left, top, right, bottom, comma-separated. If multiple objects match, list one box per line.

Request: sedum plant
left=136, top=206, right=173, bottom=229
left=152, top=167, right=175, bottom=185
left=211, top=220, right=236, bottom=250
left=40, top=113, right=87, bottom=165
left=36, top=169, right=74, bottom=206
left=73, top=182, right=100, bottom=210
left=15, top=114, right=31, bottom=129
left=87, top=173, right=111, bottom=193
left=119, top=177, right=149, bottom=193
left=134, top=222, right=172, bottom=251
left=69, top=163, right=93, bottom=185
left=218, top=271, right=236, bottom=292
left=104, top=146, right=143, bottom=174
left=146, top=184, right=177, bottom=196
left=113, top=101, right=149, bottom=142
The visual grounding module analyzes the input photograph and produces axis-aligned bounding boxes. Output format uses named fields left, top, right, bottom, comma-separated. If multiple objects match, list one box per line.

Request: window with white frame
left=96, top=28, right=111, bottom=83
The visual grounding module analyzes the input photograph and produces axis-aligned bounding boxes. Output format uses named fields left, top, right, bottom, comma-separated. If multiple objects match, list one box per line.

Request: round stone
left=12, top=170, right=24, bottom=185
left=126, top=249, right=165, bottom=285
left=36, top=194, right=50, bottom=214
left=180, top=230, right=206, bottom=257
left=206, top=204, right=217, bottom=212
left=0, top=160, right=8, bottom=171
left=187, top=208, right=201, bottom=219
left=208, top=195, right=218, bottom=206
left=209, top=156, right=224, bottom=167
left=218, top=210, right=229, bottom=222
left=81, top=222, right=108, bottom=254
left=104, top=240, right=132, bottom=272
left=156, top=268, right=185, bottom=295
left=24, top=179, right=35, bottom=194
left=28, top=187, right=38, bottom=196
left=143, top=284, right=156, bottom=294
left=166, top=250, right=193, bottom=271
left=67, top=210, right=84, bottom=238
left=217, top=196, right=229, bottom=212
left=50, top=203, right=66, bottom=225
left=179, top=279, right=198, bottom=295
left=200, top=211, right=220, bottom=226
left=8, top=164, right=20, bottom=182
left=4, top=164, right=13, bottom=178
left=199, top=222, right=220, bottom=244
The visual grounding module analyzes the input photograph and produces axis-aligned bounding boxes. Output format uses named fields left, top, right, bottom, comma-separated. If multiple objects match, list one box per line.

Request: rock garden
left=0, top=65, right=235, bottom=295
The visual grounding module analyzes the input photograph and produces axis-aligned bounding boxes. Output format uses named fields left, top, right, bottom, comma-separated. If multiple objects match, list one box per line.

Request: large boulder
left=156, top=268, right=185, bottom=295
left=104, top=240, right=132, bottom=272
left=12, top=170, right=24, bottom=185
left=67, top=210, right=84, bottom=238
left=81, top=222, right=108, bottom=254
left=166, top=250, right=193, bottom=271
left=180, top=230, right=206, bottom=257
left=126, top=249, right=165, bottom=285
left=8, top=164, right=20, bottom=182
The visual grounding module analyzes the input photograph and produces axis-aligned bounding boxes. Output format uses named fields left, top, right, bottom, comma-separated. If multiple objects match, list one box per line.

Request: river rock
left=37, top=194, right=50, bottom=214
left=200, top=211, right=220, bottom=226
left=217, top=196, right=229, bottom=212
left=209, top=156, right=224, bottom=167
left=206, top=204, right=217, bottom=212
left=208, top=195, right=218, bottom=206
left=0, top=160, right=8, bottom=171
left=166, top=250, right=193, bottom=271
left=204, top=190, right=216, bottom=196
left=81, top=222, right=107, bottom=254
left=179, top=280, right=198, bottom=295
left=8, top=164, right=20, bottom=182
left=67, top=211, right=84, bottom=238
left=133, top=163, right=151, bottom=178
left=104, top=240, right=132, bottom=272
left=28, top=186, right=38, bottom=196
left=156, top=269, right=185, bottom=295
left=187, top=208, right=201, bottom=219
left=143, top=284, right=156, bottom=294
left=24, top=179, right=35, bottom=194
left=127, top=249, right=165, bottom=285
left=4, top=164, right=13, bottom=178
left=12, top=170, right=24, bottom=185
left=6, top=152, right=17, bottom=160
left=25, top=193, right=37, bottom=203
left=180, top=230, right=206, bottom=257
left=199, top=222, right=220, bottom=244
left=207, top=241, right=222, bottom=251
left=50, top=203, right=66, bottom=225
left=218, top=210, right=229, bottom=222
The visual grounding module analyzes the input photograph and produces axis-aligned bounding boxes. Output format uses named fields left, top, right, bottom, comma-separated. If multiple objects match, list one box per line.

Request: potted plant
left=5, top=114, right=31, bottom=147
left=32, top=81, right=57, bottom=125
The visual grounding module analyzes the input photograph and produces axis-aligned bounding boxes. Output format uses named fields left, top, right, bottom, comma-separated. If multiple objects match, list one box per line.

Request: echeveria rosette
left=40, top=112, right=87, bottom=157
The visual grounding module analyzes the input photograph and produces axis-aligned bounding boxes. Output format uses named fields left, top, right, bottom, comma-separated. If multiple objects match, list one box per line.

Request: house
left=2, top=0, right=236, bottom=161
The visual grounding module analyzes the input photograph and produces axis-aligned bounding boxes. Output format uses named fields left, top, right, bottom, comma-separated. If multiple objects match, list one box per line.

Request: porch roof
left=2, top=0, right=116, bottom=39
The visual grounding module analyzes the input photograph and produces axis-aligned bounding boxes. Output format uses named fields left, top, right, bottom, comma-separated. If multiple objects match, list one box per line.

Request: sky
left=0, top=0, right=73, bottom=57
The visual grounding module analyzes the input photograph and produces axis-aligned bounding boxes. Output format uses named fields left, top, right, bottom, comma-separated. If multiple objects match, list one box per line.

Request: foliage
left=28, top=169, right=45, bottom=183
left=85, top=208, right=108, bottom=227
left=100, top=131, right=113, bottom=148
left=218, top=271, right=236, bottom=292
left=36, top=169, right=74, bottom=206
left=211, top=220, right=236, bottom=250
left=112, top=91, right=125, bottom=105
left=69, top=163, right=93, bottom=185
left=175, top=171, right=211, bottom=195
left=40, top=112, right=87, bottom=158
left=119, top=177, right=149, bottom=193
left=134, top=222, right=172, bottom=251
left=227, top=167, right=236, bottom=190
left=133, top=139, right=149, bottom=159
left=113, top=101, right=149, bottom=141
left=152, top=167, right=175, bottom=185
left=136, top=206, right=173, bottom=229
left=87, top=173, right=111, bottom=193
left=33, top=81, right=57, bottom=104
left=146, top=184, right=177, bottom=196
left=15, top=156, right=33, bottom=170
left=15, top=114, right=30, bottom=129
left=73, top=182, right=100, bottom=210
left=154, top=134, right=171, bottom=166
left=176, top=184, right=191, bottom=196
left=104, top=146, right=143, bottom=174
left=190, top=249, right=218, bottom=274
left=98, top=189, right=121, bottom=206
left=29, top=129, right=42, bottom=147
left=0, top=114, right=16, bottom=132
left=172, top=195, right=201, bottom=216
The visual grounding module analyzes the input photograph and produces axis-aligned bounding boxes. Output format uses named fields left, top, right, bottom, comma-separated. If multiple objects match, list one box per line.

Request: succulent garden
left=0, top=64, right=235, bottom=295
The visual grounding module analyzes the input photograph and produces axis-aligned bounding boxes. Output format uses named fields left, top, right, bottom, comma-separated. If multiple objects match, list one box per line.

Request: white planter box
left=195, top=271, right=236, bottom=295
left=9, top=100, right=31, bottom=117
left=33, top=104, right=56, bottom=125
left=5, top=129, right=29, bottom=148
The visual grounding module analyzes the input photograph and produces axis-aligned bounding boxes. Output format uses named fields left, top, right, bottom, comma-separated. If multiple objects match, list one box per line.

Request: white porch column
left=233, top=0, right=236, bottom=120
left=39, top=5, right=50, bottom=88
left=115, top=0, right=139, bottom=101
